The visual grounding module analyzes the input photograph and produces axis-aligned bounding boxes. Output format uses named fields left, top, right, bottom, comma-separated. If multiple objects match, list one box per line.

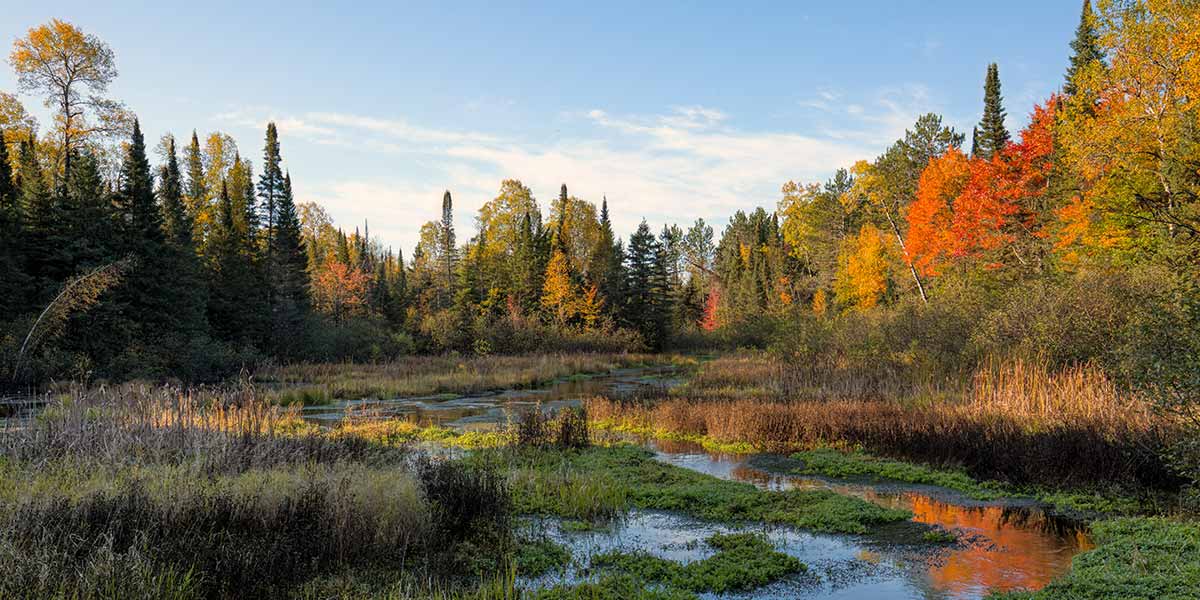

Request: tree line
left=3, top=1, right=1200, bottom=388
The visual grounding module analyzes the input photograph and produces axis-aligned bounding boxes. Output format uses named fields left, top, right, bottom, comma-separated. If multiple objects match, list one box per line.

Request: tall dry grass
left=589, top=356, right=1183, bottom=488
left=0, top=381, right=515, bottom=597
left=261, top=353, right=662, bottom=404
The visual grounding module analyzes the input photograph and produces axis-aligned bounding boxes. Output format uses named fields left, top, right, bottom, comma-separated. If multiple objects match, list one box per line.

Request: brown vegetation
left=588, top=355, right=1183, bottom=489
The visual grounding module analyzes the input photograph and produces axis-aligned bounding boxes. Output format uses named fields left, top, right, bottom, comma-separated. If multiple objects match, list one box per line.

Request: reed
left=588, top=355, right=1184, bottom=489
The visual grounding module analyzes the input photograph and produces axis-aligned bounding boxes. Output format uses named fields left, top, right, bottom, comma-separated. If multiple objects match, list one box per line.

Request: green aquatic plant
left=510, top=446, right=909, bottom=534
left=591, top=532, right=805, bottom=594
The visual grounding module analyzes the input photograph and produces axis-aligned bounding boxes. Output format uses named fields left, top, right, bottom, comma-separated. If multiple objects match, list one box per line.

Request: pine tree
left=1064, top=1, right=1103, bottom=96
left=970, top=126, right=981, bottom=158
left=976, top=63, right=1010, bottom=159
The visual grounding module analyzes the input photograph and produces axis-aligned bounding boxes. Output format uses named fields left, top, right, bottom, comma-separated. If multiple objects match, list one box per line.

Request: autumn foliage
left=907, top=100, right=1056, bottom=276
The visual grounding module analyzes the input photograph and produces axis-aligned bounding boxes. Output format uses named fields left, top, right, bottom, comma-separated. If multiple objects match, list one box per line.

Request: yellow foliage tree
left=834, top=224, right=896, bottom=311
left=541, top=248, right=575, bottom=325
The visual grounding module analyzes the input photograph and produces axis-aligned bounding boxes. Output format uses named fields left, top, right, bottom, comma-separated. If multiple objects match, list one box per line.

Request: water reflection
left=651, top=442, right=1091, bottom=598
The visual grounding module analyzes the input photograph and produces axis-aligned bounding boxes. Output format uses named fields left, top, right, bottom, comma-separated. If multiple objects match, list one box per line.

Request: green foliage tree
left=623, top=220, right=670, bottom=349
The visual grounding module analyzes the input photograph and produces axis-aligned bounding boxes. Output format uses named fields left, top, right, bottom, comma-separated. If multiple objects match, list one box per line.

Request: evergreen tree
left=970, top=126, right=981, bottom=158
left=438, top=190, right=457, bottom=307
left=623, top=220, right=670, bottom=349
left=0, top=131, right=29, bottom=316
left=976, top=63, right=1010, bottom=159
left=20, top=133, right=68, bottom=300
left=208, top=180, right=261, bottom=344
left=160, top=137, right=193, bottom=247
left=155, top=136, right=208, bottom=349
left=554, top=184, right=569, bottom=254
left=1065, top=1, right=1103, bottom=96
left=268, top=172, right=310, bottom=349
left=590, top=197, right=624, bottom=312
left=258, top=122, right=285, bottom=253
left=184, top=130, right=208, bottom=244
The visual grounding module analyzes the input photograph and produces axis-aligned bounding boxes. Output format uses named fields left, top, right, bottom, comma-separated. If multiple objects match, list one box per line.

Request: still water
left=305, top=367, right=1090, bottom=598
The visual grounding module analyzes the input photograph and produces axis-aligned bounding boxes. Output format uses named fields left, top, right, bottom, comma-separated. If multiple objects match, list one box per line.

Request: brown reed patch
left=588, top=356, right=1184, bottom=489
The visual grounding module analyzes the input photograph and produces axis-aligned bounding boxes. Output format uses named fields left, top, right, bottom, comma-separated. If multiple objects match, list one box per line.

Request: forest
left=2, top=1, right=1200, bottom=599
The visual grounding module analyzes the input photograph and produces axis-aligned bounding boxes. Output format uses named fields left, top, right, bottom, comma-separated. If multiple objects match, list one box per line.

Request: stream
left=308, top=365, right=1092, bottom=599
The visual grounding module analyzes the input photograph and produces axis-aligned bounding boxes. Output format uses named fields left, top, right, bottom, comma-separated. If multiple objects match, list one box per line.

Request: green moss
left=510, top=446, right=909, bottom=534
left=591, top=532, right=804, bottom=594
left=989, top=517, right=1200, bottom=600
left=515, top=537, right=572, bottom=577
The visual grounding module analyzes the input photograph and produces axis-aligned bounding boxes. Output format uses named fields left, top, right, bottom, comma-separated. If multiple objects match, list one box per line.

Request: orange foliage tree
left=312, top=258, right=369, bottom=322
left=907, top=100, right=1057, bottom=276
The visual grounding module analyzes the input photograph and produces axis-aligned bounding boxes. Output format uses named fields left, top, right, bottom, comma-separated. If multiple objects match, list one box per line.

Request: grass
left=590, top=532, right=805, bottom=594
left=791, top=448, right=1007, bottom=499
left=991, top=517, right=1200, bottom=599
left=514, top=537, right=572, bottom=577
left=261, top=353, right=688, bottom=405
left=0, top=383, right=515, bottom=598
left=503, top=445, right=911, bottom=534
left=586, top=353, right=1183, bottom=492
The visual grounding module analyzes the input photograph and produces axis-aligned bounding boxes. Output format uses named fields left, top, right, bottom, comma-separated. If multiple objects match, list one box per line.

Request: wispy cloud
left=216, top=99, right=915, bottom=251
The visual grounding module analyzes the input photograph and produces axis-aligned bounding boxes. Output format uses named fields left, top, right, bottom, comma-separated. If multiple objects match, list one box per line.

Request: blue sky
left=1, top=1, right=1083, bottom=253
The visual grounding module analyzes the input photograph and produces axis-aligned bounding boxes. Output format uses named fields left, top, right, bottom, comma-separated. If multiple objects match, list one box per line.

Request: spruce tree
left=976, top=63, right=1010, bottom=159
left=184, top=131, right=207, bottom=231
left=0, top=132, right=29, bottom=316
left=439, top=190, right=457, bottom=307
left=268, top=172, right=310, bottom=347
left=553, top=184, right=572, bottom=258
left=624, top=220, right=670, bottom=349
left=208, top=180, right=261, bottom=344
left=20, top=134, right=67, bottom=300
left=1064, top=1, right=1103, bottom=96
left=156, top=136, right=208, bottom=345
left=258, top=123, right=285, bottom=272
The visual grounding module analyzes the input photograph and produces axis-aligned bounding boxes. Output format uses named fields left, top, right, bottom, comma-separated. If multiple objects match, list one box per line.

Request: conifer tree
left=555, top=184, right=570, bottom=254
left=268, top=172, right=310, bottom=345
left=160, top=137, right=192, bottom=247
left=0, top=132, right=29, bottom=315
left=208, top=180, right=261, bottom=344
left=438, top=190, right=457, bottom=307
left=184, top=131, right=208, bottom=242
left=155, top=136, right=208, bottom=346
left=976, top=63, right=1010, bottom=159
left=21, top=133, right=67, bottom=300
left=624, top=220, right=670, bottom=349
left=1064, top=1, right=1103, bottom=96
left=258, top=122, right=285, bottom=253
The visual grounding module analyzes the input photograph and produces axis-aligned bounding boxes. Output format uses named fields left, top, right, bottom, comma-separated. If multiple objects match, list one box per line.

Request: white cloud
left=219, top=98, right=923, bottom=252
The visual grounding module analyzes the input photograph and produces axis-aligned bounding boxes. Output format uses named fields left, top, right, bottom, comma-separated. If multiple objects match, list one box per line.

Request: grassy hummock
left=591, top=532, right=805, bottom=594
left=991, top=517, right=1200, bottom=600
left=505, top=445, right=910, bottom=534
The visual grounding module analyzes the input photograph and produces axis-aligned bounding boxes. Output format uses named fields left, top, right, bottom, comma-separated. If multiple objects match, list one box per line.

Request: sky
left=0, top=1, right=1084, bottom=253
